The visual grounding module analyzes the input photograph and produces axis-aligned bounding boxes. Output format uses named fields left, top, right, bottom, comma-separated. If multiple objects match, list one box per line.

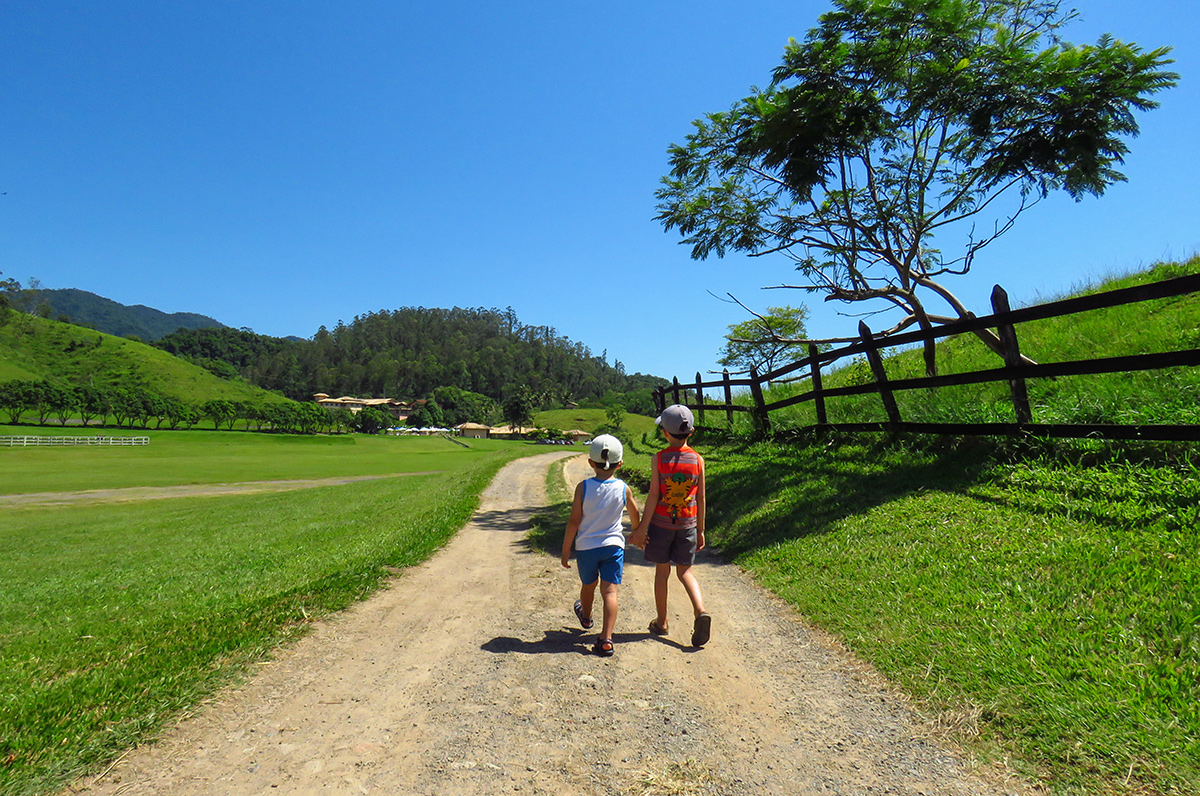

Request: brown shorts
left=644, top=523, right=698, bottom=566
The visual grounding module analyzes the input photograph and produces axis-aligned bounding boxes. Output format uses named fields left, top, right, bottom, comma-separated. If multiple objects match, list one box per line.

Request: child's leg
left=675, top=564, right=706, bottom=617
left=578, top=580, right=597, bottom=622
left=653, top=562, right=672, bottom=628
left=599, top=580, right=618, bottom=640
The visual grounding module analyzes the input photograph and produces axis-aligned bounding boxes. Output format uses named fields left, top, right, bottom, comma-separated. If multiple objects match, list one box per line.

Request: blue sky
left=2, top=1, right=1196, bottom=386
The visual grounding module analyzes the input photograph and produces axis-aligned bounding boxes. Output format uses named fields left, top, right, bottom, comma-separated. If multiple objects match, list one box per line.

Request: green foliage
left=657, top=0, right=1178, bottom=346
left=431, top=385, right=498, bottom=426
left=406, top=399, right=446, bottom=429
left=156, top=307, right=666, bottom=405
left=719, top=305, right=810, bottom=375
left=0, top=271, right=20, bottom=312
left=502, top=385, right=536, bottom=431
left=580, top=386, right=660, bottom=416
left=353, top=406, right=393, bottom=434
left=0, top=379, right=39, bottom=424
left=702, top=435, right=1199, bottom=794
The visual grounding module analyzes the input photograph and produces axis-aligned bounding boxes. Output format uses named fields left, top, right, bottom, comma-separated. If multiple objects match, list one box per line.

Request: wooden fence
left=653, top=273, right=1200, bottom=442
left=0, top=436, right=150, bottom=447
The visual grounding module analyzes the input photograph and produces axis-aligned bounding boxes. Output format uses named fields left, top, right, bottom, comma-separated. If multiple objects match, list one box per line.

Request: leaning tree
left=656, top=0, right=1177, bottom=375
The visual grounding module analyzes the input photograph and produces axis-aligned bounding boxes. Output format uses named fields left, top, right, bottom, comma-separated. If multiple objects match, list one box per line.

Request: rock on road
left=75, top=451, right=1035, bottom=796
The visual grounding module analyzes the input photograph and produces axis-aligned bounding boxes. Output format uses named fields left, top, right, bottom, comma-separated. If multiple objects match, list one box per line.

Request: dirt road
left=74, top=452, right=1035, bottom=795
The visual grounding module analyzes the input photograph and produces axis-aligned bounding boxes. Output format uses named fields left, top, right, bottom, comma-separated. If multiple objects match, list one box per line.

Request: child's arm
left=695, top=456, right=706, bottom=552
left=629, top=455, right=657, bottom=549
left=560, top=481, right=585, bottom=568
left=624, top=484, right=641, bottom=534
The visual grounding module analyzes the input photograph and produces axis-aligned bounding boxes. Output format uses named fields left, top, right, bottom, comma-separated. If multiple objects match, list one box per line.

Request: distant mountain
left=28, top=288, right=228, bottom=342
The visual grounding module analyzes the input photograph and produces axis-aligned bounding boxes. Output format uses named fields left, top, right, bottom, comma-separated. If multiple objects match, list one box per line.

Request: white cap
left=588, top=434, right=624, bottom=469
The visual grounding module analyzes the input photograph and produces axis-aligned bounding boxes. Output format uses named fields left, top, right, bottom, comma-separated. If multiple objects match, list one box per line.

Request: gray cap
left=656, top=404, right=694, bottom=437
left=588, top=434, right=624, bottom=469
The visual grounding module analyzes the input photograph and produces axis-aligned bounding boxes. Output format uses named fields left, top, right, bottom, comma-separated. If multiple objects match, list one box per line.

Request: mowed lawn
left=0, top=430, right=545, bottom=796
left=0, top=426, right=532, bottom=495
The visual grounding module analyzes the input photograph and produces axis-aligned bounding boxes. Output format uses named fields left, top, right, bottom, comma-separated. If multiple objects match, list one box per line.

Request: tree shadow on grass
left=704, top=434, right=995, bottom=559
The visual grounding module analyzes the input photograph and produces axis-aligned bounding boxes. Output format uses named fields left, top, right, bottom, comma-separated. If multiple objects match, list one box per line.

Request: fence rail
left=654, top=273, right=1200, bottom=441
left=0, top=436, right=150, bottom=447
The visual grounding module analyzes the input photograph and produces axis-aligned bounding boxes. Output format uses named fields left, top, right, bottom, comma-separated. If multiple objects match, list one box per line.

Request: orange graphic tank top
left=651, top=445, right=702, bottom=530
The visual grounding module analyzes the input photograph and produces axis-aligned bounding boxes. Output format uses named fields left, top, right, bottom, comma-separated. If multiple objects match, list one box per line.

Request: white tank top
left=575, top=477, right=627, bottom=551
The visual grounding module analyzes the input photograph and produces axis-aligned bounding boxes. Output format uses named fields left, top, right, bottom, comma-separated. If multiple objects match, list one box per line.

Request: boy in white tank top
left=561, top=434, right=641, bottom=656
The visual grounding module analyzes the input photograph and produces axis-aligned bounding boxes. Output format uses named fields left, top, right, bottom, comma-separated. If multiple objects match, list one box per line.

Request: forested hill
left=156, top=306, right=665, bottom=407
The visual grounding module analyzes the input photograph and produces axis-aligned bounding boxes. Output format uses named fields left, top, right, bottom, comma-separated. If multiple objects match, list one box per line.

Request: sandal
left=648, top=620, right=668, bottom=636
left=593, top=637, right=614, bottom=657
left=691, top=612, right=711, bottom=647
left=573, top=600, right=593, bottom=629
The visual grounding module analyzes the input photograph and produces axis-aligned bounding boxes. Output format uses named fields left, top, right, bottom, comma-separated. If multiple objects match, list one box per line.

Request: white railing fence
left=0, top=436, right=150, bottom=447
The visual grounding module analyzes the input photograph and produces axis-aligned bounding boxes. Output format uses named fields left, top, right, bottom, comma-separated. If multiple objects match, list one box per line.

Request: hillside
left=16, top=288, right=227, bottom=342
left=157, top=307, right=666, bottom=407
left=0, top=312, right=288, bottom=407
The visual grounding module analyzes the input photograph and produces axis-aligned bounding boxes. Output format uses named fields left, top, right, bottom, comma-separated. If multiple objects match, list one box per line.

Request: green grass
left=701, top=432, right=1199, bottom=795
left=0, top=312, right=290, bottom=406
left=0, top=434, right=542, bottom=796
left=533, top=407, right=657, bottom=439
left=0, top=426, right=522, bottom=494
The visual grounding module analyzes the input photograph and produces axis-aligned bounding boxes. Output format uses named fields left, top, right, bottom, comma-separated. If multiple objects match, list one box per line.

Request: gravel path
left=70, top=452, right=1037, bottom=796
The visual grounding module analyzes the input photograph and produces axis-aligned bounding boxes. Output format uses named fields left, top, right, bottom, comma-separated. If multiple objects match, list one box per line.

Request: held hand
left=628, top=530, right=647, bottom=550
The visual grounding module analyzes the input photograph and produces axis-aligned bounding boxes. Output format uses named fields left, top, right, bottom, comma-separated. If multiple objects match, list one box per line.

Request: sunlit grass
left=0, top=427, right=526, bottom=494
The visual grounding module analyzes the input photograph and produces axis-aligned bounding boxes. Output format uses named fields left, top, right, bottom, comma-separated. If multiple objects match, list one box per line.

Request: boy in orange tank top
left=629, top=404, right=711, bottom=647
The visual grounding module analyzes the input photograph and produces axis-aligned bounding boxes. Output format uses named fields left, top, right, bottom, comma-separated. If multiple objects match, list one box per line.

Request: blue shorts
left=576, top=544, right=624, bottom=585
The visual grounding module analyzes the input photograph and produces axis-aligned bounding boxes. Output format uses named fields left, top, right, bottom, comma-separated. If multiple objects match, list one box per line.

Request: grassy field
left=0, top=426, right=521, bottom=494
left=0, top=432, right=542, bottom=796
left=533, top=407, right=657, bottom=439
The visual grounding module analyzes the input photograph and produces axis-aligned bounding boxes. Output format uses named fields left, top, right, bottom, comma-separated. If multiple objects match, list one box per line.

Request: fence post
left=723, top=369, right=734, bottom=426
left=652, top=387, right=665, bottom=414
left=808, top=343, right=827, bottom=426
left=671, top=377, right=681, bottom=406
left=991, top=285, right=1033, bottom=425
left=859, top=321, right=901, bottom=424
left=748, top=366, right=771, bottom=437
left=694, top=372, right=705, bottom=425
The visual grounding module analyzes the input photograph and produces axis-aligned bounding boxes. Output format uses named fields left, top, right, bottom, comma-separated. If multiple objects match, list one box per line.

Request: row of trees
left=0, top=379, right=359, bottom=434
